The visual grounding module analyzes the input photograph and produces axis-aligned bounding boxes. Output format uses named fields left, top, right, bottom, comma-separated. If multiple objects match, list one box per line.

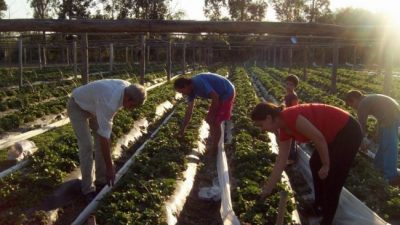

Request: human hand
left=318, top=164, right=329, bottom=180
left=106, top=165, right=116, bottom=186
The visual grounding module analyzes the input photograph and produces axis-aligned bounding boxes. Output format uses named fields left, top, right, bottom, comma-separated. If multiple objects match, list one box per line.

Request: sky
left=4, top=0, right=400, bottom=22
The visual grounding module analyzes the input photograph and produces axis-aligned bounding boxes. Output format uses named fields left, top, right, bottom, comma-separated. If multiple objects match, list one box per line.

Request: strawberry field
left=0, top=60, right=399, bottom=225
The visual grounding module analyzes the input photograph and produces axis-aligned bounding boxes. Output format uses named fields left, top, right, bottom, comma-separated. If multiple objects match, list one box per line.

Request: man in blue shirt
left=174, top=73, right=235, bottom=154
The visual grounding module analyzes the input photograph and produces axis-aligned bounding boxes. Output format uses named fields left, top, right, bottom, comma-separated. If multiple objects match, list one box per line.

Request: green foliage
left=95, top=99, right=208, bottom=224
left=204, top=0, right=268, bottom=21
left=229, top=67, right=294, bottom=224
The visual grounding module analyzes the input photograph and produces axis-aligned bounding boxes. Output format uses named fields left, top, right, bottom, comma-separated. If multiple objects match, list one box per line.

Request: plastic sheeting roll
left=217, top=123, right=240, bottom=225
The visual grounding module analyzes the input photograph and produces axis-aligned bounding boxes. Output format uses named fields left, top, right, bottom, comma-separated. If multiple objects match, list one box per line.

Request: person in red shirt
left=251, top=102, right=362, bottom=225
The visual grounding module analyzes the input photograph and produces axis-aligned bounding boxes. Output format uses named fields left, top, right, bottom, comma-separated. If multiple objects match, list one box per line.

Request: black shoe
left=84, top=191, right=97, bottom=204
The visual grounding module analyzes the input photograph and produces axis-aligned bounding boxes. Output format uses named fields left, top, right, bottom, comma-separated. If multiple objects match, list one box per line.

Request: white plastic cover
left=217, top=123, right=240, bottom=225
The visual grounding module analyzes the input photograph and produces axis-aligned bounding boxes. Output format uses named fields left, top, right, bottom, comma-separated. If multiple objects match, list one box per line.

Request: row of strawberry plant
left=0, top=62, right=186, bottom=90
left=0, top=80, right=179, bottom=225
left=94, top=99, right=208, bottom=224
left=0, top=67, right=174, bottom=134
left=229, top=66, right=294, bottom=224
left=305, top=67, right=400, bottom=101
left=253, top=66, right=400, bottom=222
left=0, top=64, right=133, bottom=88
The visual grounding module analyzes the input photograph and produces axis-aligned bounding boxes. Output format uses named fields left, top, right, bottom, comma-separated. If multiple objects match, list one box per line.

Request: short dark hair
left=344, top=90, right=363, bottom=104
left=174, top=77, right=192, bottom=89
left=251, top=102, right=284, bottom=121
left=285, top=74, right=299, bottom=87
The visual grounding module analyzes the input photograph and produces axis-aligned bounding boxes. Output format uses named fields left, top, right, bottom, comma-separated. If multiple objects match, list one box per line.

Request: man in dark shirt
left=345, top=90, right=400, bottom=184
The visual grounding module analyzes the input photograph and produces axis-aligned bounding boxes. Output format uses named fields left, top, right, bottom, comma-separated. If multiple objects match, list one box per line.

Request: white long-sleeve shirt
left=71, top=79, right=130, bottom=138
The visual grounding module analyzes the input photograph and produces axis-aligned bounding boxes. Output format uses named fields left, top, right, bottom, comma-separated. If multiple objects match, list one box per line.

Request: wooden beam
left=81, top=33, right=89, bottom=84
left=182, top=43, right=186, bottom=74
left=0, top=19, right=384, bottom=38
left=23, top=47, right=27, bottom=65
left=18, top=38, right=23, bottom=89
left=38, top=44, right=42, bottom=69
left=66, top=47, right=70, bottom=65
left=125, top=47, right=129, bottom=64
left=273, top=47, right=277, bottom=67
left=166, top=40, right=172, bottom=81
left=146, top=45, right=150, bottom=64
left=140, top=35, right=146, bottom=85
left=43, top=45, right=47, bottom=68
left=330, top=41, right=339, bottom=93
left=73, top=41, right=77, bottom=76
left=303, top=46, right=308, bottom=80
left=109, top=43, right=114, bottom=72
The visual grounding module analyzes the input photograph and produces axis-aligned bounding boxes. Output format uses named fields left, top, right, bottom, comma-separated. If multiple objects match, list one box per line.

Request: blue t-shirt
left=187, top=73, right=235, bottom=102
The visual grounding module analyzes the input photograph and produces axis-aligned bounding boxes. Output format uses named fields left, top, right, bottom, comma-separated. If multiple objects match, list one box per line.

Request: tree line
left=0, top=0, right=391, bottom=26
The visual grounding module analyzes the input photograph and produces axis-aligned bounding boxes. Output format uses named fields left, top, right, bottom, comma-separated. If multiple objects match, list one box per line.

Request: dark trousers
left=309, top=117, right=362, bottom=225
left=288, top=138, right=298, bottom=161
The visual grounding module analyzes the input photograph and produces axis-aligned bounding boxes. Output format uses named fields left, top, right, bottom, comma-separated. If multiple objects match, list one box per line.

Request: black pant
left=309, top=117, right=362, bottom=225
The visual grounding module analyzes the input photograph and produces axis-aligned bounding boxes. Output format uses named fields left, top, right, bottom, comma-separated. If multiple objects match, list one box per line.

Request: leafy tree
left=304, top=0, right=331, bottom=23
left=28, top=0, right=58, bottom=19
left=0, top=0, right=6, bottom=19
left=58, top=0, right=94, bottom=19
left=270, top=0, right=332, bottom=23
left=99, top=0, right=178, bottom=20
left=204, top=0, right=268, bottom=21
left=204, top=0, right=226, bottom=20
left=333, top=7, right=383, bottom=26
left=270, top=0, right=306, bottom=22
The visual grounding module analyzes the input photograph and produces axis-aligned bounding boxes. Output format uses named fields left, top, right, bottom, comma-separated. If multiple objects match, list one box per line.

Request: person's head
left=344, top=90, right=364, bottom=110
left=284, top=74, right=299, bottom=92
left=123, top=84, right=147, bottom=109
left=251, top=102, right=284, bottom=132
left=174, top=77, right=193, bottom=95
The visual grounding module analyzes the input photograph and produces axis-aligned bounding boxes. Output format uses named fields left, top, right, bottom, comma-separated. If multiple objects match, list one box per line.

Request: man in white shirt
left=67, top=79, right=146, bottom=202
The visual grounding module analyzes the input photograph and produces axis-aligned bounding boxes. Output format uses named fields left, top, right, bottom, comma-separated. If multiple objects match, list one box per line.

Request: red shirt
left=279, top=103, right=350, bottom=144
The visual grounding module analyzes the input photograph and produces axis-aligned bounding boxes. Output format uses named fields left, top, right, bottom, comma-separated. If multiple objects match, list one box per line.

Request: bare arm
left=295, top=115, right=330, bottom=179
left=179, top=100, right=195, bottom=135
left=99, top=135, right=115, bottom=186
left=261, top=139, right=291, bottom=197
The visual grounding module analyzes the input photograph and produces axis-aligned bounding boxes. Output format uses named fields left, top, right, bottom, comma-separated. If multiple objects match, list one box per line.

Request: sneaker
left=84, top=191, right=97, bottom=204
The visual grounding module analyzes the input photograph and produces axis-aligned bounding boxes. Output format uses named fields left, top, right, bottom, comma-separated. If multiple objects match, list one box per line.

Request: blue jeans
left=375, top=121, right=400, bottom=181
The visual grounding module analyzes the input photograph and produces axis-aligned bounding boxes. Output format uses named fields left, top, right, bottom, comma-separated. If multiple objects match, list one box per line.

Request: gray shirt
left=357, top=94, right=400, bottom=134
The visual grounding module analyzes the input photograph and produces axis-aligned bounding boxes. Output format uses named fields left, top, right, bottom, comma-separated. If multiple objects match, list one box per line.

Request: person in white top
left=67, top=79, right=146, bottom=202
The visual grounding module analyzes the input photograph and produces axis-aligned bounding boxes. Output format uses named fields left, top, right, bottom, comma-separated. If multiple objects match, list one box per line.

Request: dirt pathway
left=177, top=146, right=222, bottom=225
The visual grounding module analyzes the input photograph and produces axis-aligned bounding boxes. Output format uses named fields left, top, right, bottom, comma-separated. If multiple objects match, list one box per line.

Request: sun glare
left=362, top=0, right=400, bottom=25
